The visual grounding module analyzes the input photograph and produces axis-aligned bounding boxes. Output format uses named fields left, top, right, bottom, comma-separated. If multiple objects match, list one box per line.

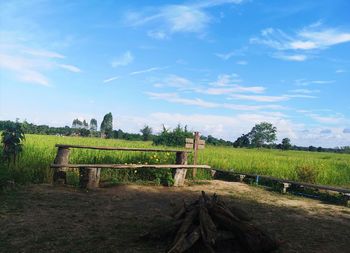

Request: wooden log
left=55, top=144, right=191, bottom=153
left=173, top=152, right=188, bottom=187
left=79, top=167, right=100, bottom=189
left=53, top=147, right=70, bottom=184
left=167, top=226, right=201, bottom=253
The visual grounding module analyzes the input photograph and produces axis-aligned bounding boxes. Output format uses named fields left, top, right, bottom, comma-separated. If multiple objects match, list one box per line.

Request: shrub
left=1, top=122, right=25, bottom=165
left=295, top=165, right=318, bottom=183
left=153, top=124, right=192, bottom=147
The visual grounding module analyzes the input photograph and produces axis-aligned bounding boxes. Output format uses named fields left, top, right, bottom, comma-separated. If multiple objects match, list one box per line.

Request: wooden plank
left=198, top=140, right=205, bottom=145
left=185, top=143, right=194, bottom=149
left=185, top=138, right=194, bottom=144
left=198, top=144, right=205, bottom=150
left=51, top=164, right=211, bottom=169
left=212, top=169, right=350, bottom=194
left=55, top=144, right=191, bottom=153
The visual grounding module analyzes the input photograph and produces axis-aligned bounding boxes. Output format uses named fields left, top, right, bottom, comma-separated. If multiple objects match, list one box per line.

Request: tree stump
left=79, top=167, right=101, bottom=189
left=173, top=151, right=188, bottom=187
left=53, top=147, right=70, bottom=185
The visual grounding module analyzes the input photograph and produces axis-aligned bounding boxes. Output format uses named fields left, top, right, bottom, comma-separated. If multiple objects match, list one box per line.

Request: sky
left=0, top=0, right=350, bottom=147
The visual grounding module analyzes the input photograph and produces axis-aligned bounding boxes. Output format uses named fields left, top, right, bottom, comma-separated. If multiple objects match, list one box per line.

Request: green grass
left=1, top=134, right=350, bottom=188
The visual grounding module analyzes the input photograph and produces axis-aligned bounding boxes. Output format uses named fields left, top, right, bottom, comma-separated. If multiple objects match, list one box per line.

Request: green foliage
left=100, top=112, right=113, bottom=138
left=248, top=122, right=277, bottom=147
left=281, top=138, right=292, bottom=150
left=233, top=134, right=250, bottom=147
left=1, top=123, right=25, bottom=165
left=295, top=165, right=318, bottom=183
left=153, top=124, right=192, bottom=147
left=140, top=125, right=153, bottom=141
left=90, top=118, right=97, bottom=131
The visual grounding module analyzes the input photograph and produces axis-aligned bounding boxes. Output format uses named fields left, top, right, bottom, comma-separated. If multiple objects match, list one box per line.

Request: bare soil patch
left=1, top=180, right=349, bottom=253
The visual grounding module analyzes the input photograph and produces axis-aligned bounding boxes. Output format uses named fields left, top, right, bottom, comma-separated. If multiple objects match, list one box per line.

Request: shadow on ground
left=0, top=180, right=349, bottom=253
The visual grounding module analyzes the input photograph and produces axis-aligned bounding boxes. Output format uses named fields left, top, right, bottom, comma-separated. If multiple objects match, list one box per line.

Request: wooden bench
left=51, top=144, right=211, bottom=189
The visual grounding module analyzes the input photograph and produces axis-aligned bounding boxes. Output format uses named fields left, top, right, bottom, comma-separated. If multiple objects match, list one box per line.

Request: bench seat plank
left=55, top=144, right=191, bottom=153
left=51, top=164, right=211, bottom=169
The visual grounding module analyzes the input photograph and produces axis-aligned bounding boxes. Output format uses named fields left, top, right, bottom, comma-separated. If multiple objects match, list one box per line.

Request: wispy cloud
left=58, top=64, right=81, bottom=73
left=294, top=79, right=334, bottom=86
left=111, top=51, right=134, bottom=67
left=251, top=22, right=350, bottom=61
left=125, top=1, right=244, bottom=38
left=236, top=60, right=248, bottom=65
left=146, top=92, right=284, bottom=111
left=103, top=76, right=120, bottom=83
left=129, top=66, right=167, bottom=75
left=22, top=48, right=65, bottom=59
left=289, top=89, right=319, bottom=94
left=272, top=53, right=307, bottom=62
left=0, top=45, right=80, bottom=86
left=230, top=94, right=289, bottom=102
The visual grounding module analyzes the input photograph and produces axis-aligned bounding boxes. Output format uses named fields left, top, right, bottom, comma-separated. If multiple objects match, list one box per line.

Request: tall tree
left=72, top=119, right=83, bottom=129
left=100, top=112, right=113, bottom=138
left=248, top=122, right=277, bottom=147
left=140, top=125, right=153, bottom=141
left=281, top=138, right=292, bottom=150
left=90, top=118, right=97, bottom=131
left=82, top=120, right=89, bottom=129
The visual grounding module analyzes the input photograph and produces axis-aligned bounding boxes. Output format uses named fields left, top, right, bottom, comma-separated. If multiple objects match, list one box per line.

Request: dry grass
left=1, top=181, right=349, bottom=253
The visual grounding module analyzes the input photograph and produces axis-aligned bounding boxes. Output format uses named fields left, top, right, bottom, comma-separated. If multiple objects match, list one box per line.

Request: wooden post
left=282, top=183, right=291, bottom=193
left=173, top=151, right=188, bottom=187
left=53, top=147, right=70, bottom=184
left=192, top=132, right=200, bottom=178
left=79, top=167, right=101, bottom=189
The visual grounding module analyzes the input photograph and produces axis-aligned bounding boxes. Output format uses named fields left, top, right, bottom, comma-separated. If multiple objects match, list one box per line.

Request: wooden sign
left=184, top=132, right=206, bottom=177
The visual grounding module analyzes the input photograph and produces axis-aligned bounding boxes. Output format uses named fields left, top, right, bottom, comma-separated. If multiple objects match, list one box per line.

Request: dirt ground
left=1, top=180, right=349, bottom=253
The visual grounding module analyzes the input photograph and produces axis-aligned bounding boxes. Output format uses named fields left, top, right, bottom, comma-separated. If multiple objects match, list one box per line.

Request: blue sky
left=0, top=0, right=350, bottom=147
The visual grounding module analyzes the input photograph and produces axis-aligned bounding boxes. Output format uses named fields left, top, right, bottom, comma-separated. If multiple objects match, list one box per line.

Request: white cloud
left=230, top=94, right=289, bottom=102
left=22, top=48, right=65, bottom=59
left=273, top=53, right=307, bottom=61
left=336, top=69, right=346, bottom=74
left=215, top=51, right=236, bottom=60
left=103, top=76, right=120, bottom=83
left=309, top=113, right=347, bottom=124
left=58, top=64, right=81, bottom=73
left=147, top=30, right=168, bottom=40
left=289, top=89, right=319, bottom=94
left=146, top=92, right=284, bottom=111
left=111, top=51, right=134, bottom=67
left=236, top=60, right=248, bottom=65
left=251, top=23, right=350, bottom=61
left=153, top=75, right=193, bottom=89
left=125, top=1, right=244, bottom=38
left=294, top=79, right=334, bottom=86
left=129, top=66, right=166, bottom=75
left=0, top=53, right=50, bottom=86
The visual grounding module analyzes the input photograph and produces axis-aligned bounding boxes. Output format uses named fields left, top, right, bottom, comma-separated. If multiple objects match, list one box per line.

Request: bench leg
left=239, top=175, right=246, bottom=182
left=282, top=183, right=291, bottom=193
left=79, top=167, right=100, bottom=189
left=173, top=152, right=188, bottom=187
left=53, top=169, right=67, bottom=185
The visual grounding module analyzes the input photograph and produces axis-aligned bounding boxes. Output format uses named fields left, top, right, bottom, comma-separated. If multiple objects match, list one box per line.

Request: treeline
left=0, top=119, right=349, bottom=154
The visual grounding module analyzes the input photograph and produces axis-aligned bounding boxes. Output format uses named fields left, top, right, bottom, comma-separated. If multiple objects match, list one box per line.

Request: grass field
left=1, top=134, right=350, bottom=188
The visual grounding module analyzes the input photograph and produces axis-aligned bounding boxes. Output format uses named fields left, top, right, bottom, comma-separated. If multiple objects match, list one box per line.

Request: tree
left=100, top=112, right=113, bottom=138
left=281, top=138, right=292, bottom=150
left=248, top=122, right=277, bottom=147
left=72, top=119, right=82, bottom=129
left=82, top=120, right=89, bottom=129
left=90, top=118, right=97, bottom=131
left=140, top=125, right=153, bottom=141
left=233, top=134, right=250, bottom=148
left=1, top=122, right=25, bottom=165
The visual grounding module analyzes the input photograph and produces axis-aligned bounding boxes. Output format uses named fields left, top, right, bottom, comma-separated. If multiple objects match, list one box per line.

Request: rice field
left=1, top=134, right=350, bottom=188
